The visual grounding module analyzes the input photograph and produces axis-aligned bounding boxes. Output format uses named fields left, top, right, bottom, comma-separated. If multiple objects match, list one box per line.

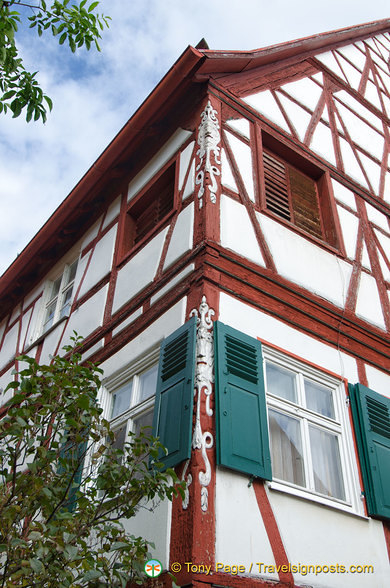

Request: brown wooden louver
left=263, top=150, right=323, bottom=240
left=132, top=165, right=175, bottom=245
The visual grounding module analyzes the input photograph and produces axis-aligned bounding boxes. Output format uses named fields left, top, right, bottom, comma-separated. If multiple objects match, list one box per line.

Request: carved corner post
left=193, top=94, right=222, bottom=247
left=169, top=291, right=218, bottom=585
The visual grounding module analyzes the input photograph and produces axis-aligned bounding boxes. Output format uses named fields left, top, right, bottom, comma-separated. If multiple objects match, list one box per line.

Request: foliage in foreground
left=0, top=1, right=110, bottom=122
left=0, top=336, right=181, bottom=587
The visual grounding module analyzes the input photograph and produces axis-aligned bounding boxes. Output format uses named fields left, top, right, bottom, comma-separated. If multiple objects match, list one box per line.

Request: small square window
left=122, top=164, right=176, bottom=256
left=263, top=150, right=323, bottom=240
left=260, top=133, right=340, bottom=249
left=41, top=260, right=78, bottom=334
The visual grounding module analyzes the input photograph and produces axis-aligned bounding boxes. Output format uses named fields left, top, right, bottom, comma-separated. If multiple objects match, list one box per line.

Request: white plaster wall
left=19, top=308, right=32, bottom=352
left=221, top=149, right=238, bottom=192
left=224, top=130, right=255, bottom=202
left=310, top=120, right=337, bottom=166
left=178, top=141, right=195, bottom=191
left=225, top=117, right=250, bottom=140
left=218, top=292, right=358, bottom=383
left=220, top=195, right=265, bottom=267
left=0, top=322, right=19, bottom=369
left=61, top=286, right=108, bottom=348
left=355, top=272, right=385, bottom=330
left=268, top=490, right=389, bottom=588
left=163, top=202, right=194, bottom=270
left=0, top=366, right=15, bottom=407
left=215, top=469, right=278, bottom=581
left=122, top=499, right=171, bottom=569
left=257, top=213, right=352, bottom=308
left=365, top=365, right=390, bottom=399
left=80, top=218, right=101, bottom=251
left=182, top=159, right=195, bottom=200
left=244, top=90, right=291, bottom=134
left=283, top=77, right=323, bottom=110
left=24, top=302, right=43, bottom=349
left=337, top=206, right=359, bottom=259
left=101, top=298, right=186, bottom=380
left=336, top=90, right=383, bottom=132
left=277, top=93, right=312, bottom=143
left=102, top=196, right=121, bottom=230
left=151, top=264, right=194, bottom=305
left=331, top=179, right=357, bottom=210
left=23, top=285, right=44, bottom=313
left=0, top=319, right=6, bottom=349
left=112, top=227, right=168, bottom=313
left=77, top=225, right=117, bottom=299
left=39, top=322, right=67, bottom=365
left=112, top=308, right=143, bottom=337
left=127, top=129, right=192, bottom=202
left=369, top=205, right=390, bottom=231
left=9, top=305, right=21, bottom=324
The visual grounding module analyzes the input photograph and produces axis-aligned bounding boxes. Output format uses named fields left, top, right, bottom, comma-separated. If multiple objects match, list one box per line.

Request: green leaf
left=81, top=570, right=101, bottom=582
left=88, top=1, right=99, bottom=12
left=44, top=95, right=53, bottom=111
left=29, top=558, right=44, bottom=573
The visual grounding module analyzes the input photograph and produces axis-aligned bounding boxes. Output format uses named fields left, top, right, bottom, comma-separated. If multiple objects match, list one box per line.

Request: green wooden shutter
left=58, top=432, right=88, bottom=512
left=214, top=321, right=272, bottom=480
left=349, top=383, right=390, bottom=520
left=152, top=317, right=196, bottom=469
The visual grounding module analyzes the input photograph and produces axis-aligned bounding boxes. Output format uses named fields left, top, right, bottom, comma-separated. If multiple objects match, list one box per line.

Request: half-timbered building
left=1, top=18, right=390, bottom=587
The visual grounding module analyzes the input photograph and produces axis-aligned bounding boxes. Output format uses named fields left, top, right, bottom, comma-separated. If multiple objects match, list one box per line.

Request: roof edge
left=0, top=45, right=205, bottom=306
left=197, top=18, right=390, bottom=73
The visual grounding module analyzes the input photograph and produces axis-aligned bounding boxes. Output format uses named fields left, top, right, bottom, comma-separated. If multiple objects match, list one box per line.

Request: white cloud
left=1, top=0, right=389, bottom=274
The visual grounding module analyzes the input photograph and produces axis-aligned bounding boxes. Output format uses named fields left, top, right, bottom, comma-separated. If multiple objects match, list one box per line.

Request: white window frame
left=40, top=260, right=78, bottom=335
left=100, top=347, right=160, bottom=451
left=263, top=345, right=364, bottom=516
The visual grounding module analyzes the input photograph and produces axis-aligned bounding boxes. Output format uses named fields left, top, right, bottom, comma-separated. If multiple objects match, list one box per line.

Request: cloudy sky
left=0, top=0, right=389, bottom=275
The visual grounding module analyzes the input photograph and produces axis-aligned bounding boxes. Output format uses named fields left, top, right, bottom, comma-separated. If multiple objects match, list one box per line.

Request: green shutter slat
left=214, top=321, right=272, bottom=480
left=152, top=317, right=196, bottom=469
left=349, top=383, right=390, bottom=521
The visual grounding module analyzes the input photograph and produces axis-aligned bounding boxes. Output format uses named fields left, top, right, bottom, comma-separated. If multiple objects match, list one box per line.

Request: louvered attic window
left=263, top=150, right=323, bottom=241
left=123, top=164, right=175, bottom=255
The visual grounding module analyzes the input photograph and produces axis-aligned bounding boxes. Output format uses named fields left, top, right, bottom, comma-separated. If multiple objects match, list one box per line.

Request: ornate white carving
left=188, top=295, right=215, bottom=512
left=195, top=100, right=221, bottom=208
left=181, top=459, right=192, bottom=510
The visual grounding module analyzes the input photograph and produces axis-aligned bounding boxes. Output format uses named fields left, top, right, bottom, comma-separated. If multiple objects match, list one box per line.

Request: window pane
left=43, top=301, right=57, bottom=332
left=50, top=277, right=61, bottom=301
left=309, top=426, right=345, bottom=500
left=269, top=409, right=305, bottom=487
left=66, top=260, right=78, bottom=285
left=305, top=379, right=335, bottom=419
left=111, top=381, right=133, bottom=419
left=60, top=287, right=73, bottom=318
left=266, top=362, right=297, bottom=402
left=138, top=364, right=158, bottom=402
left=111, top=424, right=127, bottom=452
left=134, top=410, right=154, bottom=437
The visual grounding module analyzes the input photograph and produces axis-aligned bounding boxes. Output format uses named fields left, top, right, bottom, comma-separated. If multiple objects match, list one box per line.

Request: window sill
left=266, top=479, right=367, bottom=520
